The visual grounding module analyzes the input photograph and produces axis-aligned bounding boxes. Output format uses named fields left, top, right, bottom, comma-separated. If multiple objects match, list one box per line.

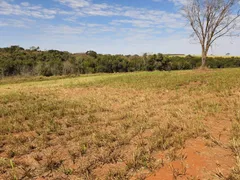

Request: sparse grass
left=229, top=112, right=240, bottom=179
left=1, top=68, right=240, bottom=179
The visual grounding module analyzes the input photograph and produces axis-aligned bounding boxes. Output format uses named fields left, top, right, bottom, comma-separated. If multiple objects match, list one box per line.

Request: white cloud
left=168, top=0, right=187, bottom=6
left=55, top=0, right=186, bottom=30
left=0, top=0, right=187, bottom=30
left=56, top=0, right=90, bottom=8
left=0, top=0, right=57, bottom=19
left=43, top=25, right=84, bottom=35
left=1, top=0, right=240, bottom=55
left=0, top=17, right=35, bottom=28
left=20, top=2, right=30, bottom=7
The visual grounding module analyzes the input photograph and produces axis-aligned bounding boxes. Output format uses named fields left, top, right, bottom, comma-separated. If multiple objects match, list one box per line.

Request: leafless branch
left=183, top=0, right=240, bottom=67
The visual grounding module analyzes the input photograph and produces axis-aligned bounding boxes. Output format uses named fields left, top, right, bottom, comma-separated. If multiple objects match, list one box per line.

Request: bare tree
left=183, top=0, right=240, bottom=68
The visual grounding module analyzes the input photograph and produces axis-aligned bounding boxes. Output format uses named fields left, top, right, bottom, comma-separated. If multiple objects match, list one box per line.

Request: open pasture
left=1, top=69, right=240, bottom=179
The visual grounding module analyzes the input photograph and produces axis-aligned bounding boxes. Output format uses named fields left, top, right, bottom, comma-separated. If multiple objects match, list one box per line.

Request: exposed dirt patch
left=147, top=137, right=234, bottom=180
left=147, top=114, right=235, bottom=180
left=93, top=162, right=127, bottom=179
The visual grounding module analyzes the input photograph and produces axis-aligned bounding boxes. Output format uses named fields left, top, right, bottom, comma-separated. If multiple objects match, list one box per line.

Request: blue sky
left=0, top=0, right=240, bottom=55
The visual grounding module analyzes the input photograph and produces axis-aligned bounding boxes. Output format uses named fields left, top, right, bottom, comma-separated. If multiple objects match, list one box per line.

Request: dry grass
left=1, top=69, right=240, bottom=179
left=229, top=111, right=240, bottom=179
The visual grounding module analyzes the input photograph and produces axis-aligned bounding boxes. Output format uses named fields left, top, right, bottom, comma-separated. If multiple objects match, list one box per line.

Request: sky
left=0, top=0, right=240, bottom=55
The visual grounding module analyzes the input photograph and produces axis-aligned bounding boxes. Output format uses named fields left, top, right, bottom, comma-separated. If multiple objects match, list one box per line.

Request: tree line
left=1, top=46, right=240, bottom=77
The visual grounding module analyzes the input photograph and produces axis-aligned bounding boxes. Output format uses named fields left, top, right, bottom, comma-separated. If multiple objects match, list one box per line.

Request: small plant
left=80, top=144, right=88, bottom=155
left=62, top=165, right=73, bottom=176
left=106, top=169, right=128, bottom=180
left=127, top=148, right=155, bottom=171
left=9, top=159, right=17, bottom=180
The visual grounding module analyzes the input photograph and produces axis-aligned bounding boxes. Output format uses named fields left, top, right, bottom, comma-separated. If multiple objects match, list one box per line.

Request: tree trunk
left=201, top=50, right=207, bottom=68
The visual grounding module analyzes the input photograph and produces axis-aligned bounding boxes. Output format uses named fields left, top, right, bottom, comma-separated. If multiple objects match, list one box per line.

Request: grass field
left=1, top=69, right=240, bottom=179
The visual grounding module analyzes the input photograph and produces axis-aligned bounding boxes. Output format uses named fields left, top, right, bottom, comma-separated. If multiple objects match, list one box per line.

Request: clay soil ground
left=1, top=69, right=240, bottom=179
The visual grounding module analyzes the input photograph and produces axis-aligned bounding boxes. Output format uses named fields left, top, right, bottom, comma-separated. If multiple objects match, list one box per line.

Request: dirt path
left=147, top=117, right=235, bottom=180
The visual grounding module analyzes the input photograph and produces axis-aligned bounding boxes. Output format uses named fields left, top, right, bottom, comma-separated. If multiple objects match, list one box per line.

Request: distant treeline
left=1, top=46, right=240, bottom=77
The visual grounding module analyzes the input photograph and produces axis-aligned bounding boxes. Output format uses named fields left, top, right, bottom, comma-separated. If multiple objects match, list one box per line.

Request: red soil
left=147, top=116, right=235, bottom=180
left=147, top=137, right=234, bottom=180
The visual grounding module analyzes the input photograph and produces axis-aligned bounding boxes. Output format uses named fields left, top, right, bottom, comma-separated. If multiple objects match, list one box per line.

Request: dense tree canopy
left=1, top=46, right=240, bottom=77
